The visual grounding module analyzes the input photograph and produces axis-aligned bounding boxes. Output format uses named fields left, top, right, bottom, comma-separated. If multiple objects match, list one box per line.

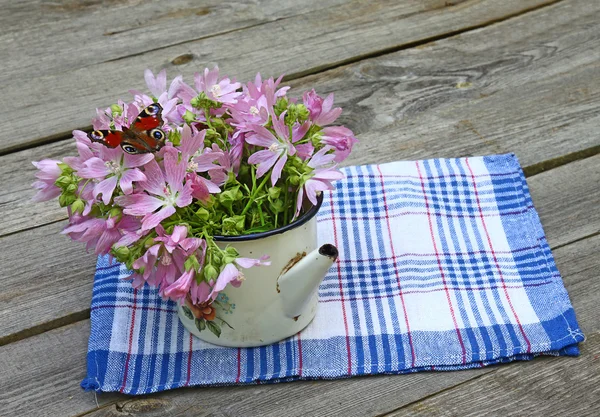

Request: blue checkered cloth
left=82, top=153, right=583, bottom=394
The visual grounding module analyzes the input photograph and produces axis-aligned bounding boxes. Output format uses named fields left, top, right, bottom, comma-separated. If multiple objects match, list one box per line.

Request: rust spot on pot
left=293, top=315, right=300, bottom=322
left=276, top=251, right=307, bottom=293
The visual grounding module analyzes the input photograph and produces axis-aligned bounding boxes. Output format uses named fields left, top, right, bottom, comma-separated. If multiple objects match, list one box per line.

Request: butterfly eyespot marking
left=90, top=130, right=104, bottom=140
left=150, top=129, right=165, bottom=140
left=122, top=145, right=138, bottom=154
left=145, top=104, right=160, bottom=115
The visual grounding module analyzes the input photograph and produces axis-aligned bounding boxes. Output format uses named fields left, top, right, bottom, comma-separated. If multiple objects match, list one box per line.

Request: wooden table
left=1, top=0, right=599, bottom=415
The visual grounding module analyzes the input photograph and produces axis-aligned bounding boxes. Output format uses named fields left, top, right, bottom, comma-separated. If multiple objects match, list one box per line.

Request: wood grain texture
left=1, top=0, right=560, bottom=153
left=0, top=0, right=348, bottom=81
left=4, top=0, right=600, bottom=237
left=2, top=231, right=597, bottom=417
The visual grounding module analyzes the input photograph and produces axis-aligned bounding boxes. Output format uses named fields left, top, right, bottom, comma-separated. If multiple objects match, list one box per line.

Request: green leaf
left=195, top=318, right=206, bottom=332
left=206, top=320, right=222, bottom=338
left=181, top=306, right=194, bottom=320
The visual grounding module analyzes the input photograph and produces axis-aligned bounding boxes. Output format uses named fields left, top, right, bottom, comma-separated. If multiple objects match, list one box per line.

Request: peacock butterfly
left=88, top=103, right=166, bottom=154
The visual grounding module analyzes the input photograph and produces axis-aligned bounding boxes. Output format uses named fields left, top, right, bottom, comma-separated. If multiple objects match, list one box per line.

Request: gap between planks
left=0, top=0, right=567, bottom=157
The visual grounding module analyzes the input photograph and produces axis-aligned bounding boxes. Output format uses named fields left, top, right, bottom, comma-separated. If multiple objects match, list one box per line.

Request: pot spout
left=278, top=244, right=338, bottom=319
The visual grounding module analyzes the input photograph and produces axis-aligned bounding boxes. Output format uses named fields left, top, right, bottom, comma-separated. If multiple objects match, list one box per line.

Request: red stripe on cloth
left=415, top=161, right=467, bottom=365
left=184, top=333, right=193, bottom=386
left=297, top=332, right=303, bottom=377
left=465, top=158, right=532, bottom=353
left=235, top=348, right=242, bottom=383
left=119, top=288, right=138, bottom=393
left=330, top=189, right=353, bottom=375
left=377, top=165, right=417, bottom=368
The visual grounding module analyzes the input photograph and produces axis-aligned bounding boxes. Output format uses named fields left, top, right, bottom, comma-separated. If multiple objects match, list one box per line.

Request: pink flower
left=195, top=66, right=241, bottom=104
left=92, top=101, right=140, bottom=131
left=63, top=131, right=96, bottom=171
left=303, top=90, right=342, bottom=126
left=208, top=263, right=244, bottom=300
left=78, top=147, right=153, bottom=205
left=31, top=159, right=62, bottom=202
left=247, top=113, right=309, bottom=185
left=296, top=146, right=344, bottom=215
left=235, top=255, right=271, bottom=268
left=178, top=125, right=222, bottom=199
left=164, top=268, right=196, bottom=303
left=190, top=280, right=212, bottom=305
left=129, top=69, right=181, bottom=123
left=321, top=126, right=359, bottom=163
left=154, top=224, right=203, bottom=254
left=115, top=152, right=193, bottom=231
left=63, top=214, right=139, bottom=255
left=208, top=141, right=242, bottom=186
left=230, top=74, right=288, bottom=130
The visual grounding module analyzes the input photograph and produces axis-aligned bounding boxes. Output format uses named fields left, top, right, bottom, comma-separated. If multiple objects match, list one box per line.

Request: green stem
left=283, top=185, right=290, bottom=225
left=241, top=174, right=270, bottom=215
left=78, top=179, right=92, bottom=197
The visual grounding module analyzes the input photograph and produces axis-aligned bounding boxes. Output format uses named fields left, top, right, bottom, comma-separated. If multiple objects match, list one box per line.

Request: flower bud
left=184, top=254, right=200, bottom=272
left=168, top=129, right=182, bottom=146
left=55, top=175, right=72, bottom=188
left=225, top=246, right=240, bottom=258
left=66, top=183, right=78, bottom=194
left=204, top=264, right=218, bottom=282
left=274, top=97, right=289, bottom=116
left=267, top=186, right=281, bottom=200
left=57, top=162, right=73, bottom=175
left=182, top=110, right=197, bottom=124
left=195, top=207, right=210, bottom=222
left=59, top=193, right=77, bottom=207
left=269, top=199, right=284, bottom=213
left=289, top=175, right=301, bottom=186
left=109, top=207, right=123, bottom=222
left=112, top=245, right=130, bottom=260
left=71, top=199, right=85, bottom=214
left=296, top=104, right=310, bottom=122
left=110, top=104, right=123, bottom=116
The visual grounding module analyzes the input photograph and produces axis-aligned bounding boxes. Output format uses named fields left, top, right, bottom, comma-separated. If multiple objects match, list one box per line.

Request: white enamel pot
left=177, top=194, right=338, bottom=347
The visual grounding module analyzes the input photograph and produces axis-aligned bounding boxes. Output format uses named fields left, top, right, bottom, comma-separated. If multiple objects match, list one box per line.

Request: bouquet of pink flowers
left=32, top=67, right=357, bottom=309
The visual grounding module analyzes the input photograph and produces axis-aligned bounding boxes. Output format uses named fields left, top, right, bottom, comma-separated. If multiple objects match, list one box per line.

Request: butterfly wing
left=89, top=104, right=166, bottom=154
left=88, top=130, right=124, bottom=148
left=132, top=103, right=164, bottom=131
left=122, top=103, right=167, bottom=153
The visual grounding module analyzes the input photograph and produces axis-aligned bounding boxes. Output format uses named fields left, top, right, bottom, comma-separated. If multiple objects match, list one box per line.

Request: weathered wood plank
left=4, top=0, right=600, bottom=237
left=1, top=0, right=562, bottom=153
left=0, top=0, right=348, bottom=81
left=392, top=235, right=600, bottom=417
left=0, top=220, right=96, bottom=345
left=394, top=335, right=600, bottom=416
left=2, top=228, right=597, bottom=417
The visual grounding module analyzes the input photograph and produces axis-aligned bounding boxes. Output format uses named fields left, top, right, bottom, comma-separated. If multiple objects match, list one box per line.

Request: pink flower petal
left=93, top=176, right=118, bottom=205
left=119, top=168, right=146, bottom=194
left=123, top=152, right=154, bottom=169
left=139, top=159, right=166, bottom=196
left=271, top=152, right=287, bottom=186
left=141, top=205, right=176, bottom=231
left=164, top=150, right=186, bottom=192
left=79, top=157, right=109, bottom=179
left=117, top=193, right=165, bottom=215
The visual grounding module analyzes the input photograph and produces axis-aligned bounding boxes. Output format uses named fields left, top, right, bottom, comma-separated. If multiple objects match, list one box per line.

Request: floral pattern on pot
left=181, top=293, right=235, bottom=338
